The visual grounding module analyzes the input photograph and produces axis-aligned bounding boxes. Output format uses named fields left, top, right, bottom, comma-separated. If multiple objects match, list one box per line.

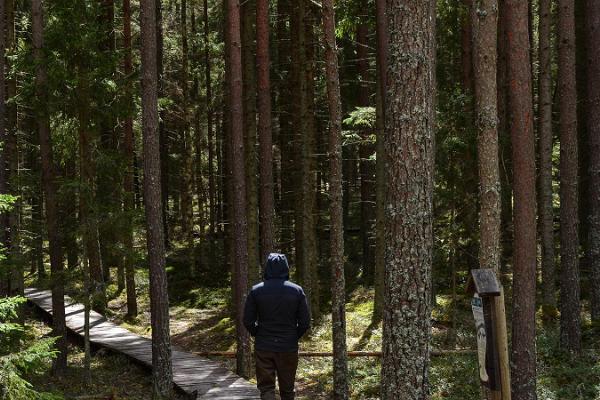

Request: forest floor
left=25, top=258, right=600, bottom=400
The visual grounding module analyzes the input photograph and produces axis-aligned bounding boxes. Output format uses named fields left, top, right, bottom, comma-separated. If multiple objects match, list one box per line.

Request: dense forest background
left=0, top=0, right=599, bottom=399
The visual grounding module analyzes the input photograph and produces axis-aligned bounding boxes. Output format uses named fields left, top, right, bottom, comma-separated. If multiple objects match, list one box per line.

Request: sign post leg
left=493, top=286, right=511, bottom=400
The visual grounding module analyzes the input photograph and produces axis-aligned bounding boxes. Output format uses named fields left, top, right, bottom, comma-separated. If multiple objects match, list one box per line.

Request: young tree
left=539, top=0, right=556, bottom=317
left=586, top=0, right=600, bottom=321
left=506, top=0, right=538, bottom=396
left=139, top=0, right=174, bottom=396
left=256, top=0, right=275, bottom=260
left=226, top=0, right=253, bottom=378
left=31, top=0, right=67, bottom=373
left=123, top=0, right=137, bottom=318
left=381, top=1, right=436, bottom=399
left=558, top=0, right=581, bottom=354
left=322, top=0, right=349, bottom=397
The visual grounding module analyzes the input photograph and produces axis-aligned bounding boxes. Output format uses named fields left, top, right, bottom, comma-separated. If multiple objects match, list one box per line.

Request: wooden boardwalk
left=25, top=288, right=260, bottom=400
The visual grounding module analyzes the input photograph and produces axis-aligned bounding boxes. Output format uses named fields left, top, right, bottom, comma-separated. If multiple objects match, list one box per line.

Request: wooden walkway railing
left=25, top=288, right=260, bottom=400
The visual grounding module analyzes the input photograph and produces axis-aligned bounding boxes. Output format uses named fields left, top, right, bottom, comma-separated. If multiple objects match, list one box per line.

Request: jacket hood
left=263, top=253, right=290, bottom=280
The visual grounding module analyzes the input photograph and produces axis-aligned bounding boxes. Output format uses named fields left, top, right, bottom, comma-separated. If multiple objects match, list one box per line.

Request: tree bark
left=472, top=0, right=501, bottom=273
left=322, top=1, right=349, bottom=397
left=226, top=0, right=253, bottom=378
left=140, top=0, right=174, bottom=396
left=381, top=1, right=435, bottom=399
left=32, top=0, right=67, bottom=373
left=506, top=0, right=538, bottom=396
left=558, top=0, right=581, bottom=354
left=538, top=0, right=556, bottom=317
left=586, top=0, right=600, bottom=322
left=256, top=0, right=275, bottom=261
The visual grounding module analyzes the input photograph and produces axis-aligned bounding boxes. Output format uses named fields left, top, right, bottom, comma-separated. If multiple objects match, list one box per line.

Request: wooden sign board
left=467, top=269, right=501, bottom=297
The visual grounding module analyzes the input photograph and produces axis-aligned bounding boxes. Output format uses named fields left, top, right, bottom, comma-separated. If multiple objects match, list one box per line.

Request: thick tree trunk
left=123, top=0, right=137, bottom=318
left=226, top=0, right=253, bottom=378
left=558, top=0, right=581, bottom=354
left=586, top=0, right=600, bottom=321
left=373, top=0, right=388, bottom=323
left=140, top=0, right=174, bottom=397
left=381, top=1, right=435, bottom=399
left=472, top=0, right=501, bottom=273
left=322, top=1, right=349, bottom=397
left=256, top=0, right=275, bottom=261
left=506, top=0, right=538, bottom=397
left=31, top=0, right=67, bottom=373
left=538, top=0, right=556, bottom=317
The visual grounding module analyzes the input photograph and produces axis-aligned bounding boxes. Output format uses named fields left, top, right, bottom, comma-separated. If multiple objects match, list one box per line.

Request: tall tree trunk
left=539, top=0, right=556, bottom=317
left=180, top=0, right=196, bottom=274
left=277, top=0, right=294, bottom=261
left=373, top=0, right=388, bottom=323
left=558, top=0, right=581, bottom=354
left=241, top=0, right=260, bottom=283
left=78, top=72, right=106, bottom=313
left=302, top=4, right=318, bottom=318
left=226, top=0, right=252, bottom=378
left=357, top=5, right=375, bottom=284
left=123, top=0, right=137, bottom=318
left=506, top=0, right=538, bottom=397
left=203, top=0, right=216, bottom=256
left=31, top=0, right=67, bottom=373
left=586, top=0, right=600, bottom=322
left=140, top=0, right=174, bottom=396
left=381, top=1, right=435, bottom=398
left=472, top=0, right=501, bottom=272
left=0, top=0, right=7, bottom=260
left=5, top=0, right=20, bottom=298
left=322, top=0, right=349, bottom=397
left=157, top=0, right=170, bottom=249
left=256, top=0, right=275, bottom=261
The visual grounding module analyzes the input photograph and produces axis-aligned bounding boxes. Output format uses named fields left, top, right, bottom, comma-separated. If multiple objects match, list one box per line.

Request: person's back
left=243, top=253, right=310, bottom=400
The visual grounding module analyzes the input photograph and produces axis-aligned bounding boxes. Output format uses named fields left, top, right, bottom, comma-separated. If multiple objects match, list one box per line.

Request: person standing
left=243, top=253, right=311, bottom=400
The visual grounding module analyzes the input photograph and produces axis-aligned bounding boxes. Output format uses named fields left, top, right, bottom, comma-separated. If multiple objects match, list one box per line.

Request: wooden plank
left=25, top=288, right=259, bottom=399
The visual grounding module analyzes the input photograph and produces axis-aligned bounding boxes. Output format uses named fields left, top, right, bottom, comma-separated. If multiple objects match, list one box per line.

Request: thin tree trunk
left=357, top=6, right=375, bottom=284
left=322, top=0, right=348, bottom=397
left=381, top=1, right=435, bottom=398
left=203, top=0, right=216, bottom=255
left=226, top=0, right=252, bottom=378
left=586, top=0, right=600, bottom=322
left=539, top=0, right=556, bottom=317
left=140, top=0, right=174, bottom=396
left=180, top=0, right=196, bottom=274
left=0, top=0, right=6, bottom=258
left=256, top=0, right=275, bottom=261
left=373, top=0, right=388, bottom=323
left=506, top=0, right=538, bottom=397
left=31, top=0, right=67, bottom=373
left=558, top=0, right=581, bottom=354
left=123, top=0, right=137, bottom=318
left=241, top=0, right=259, bottom=283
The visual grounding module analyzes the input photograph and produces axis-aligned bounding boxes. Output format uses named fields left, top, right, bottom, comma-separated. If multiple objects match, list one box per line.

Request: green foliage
left=0, top=298, right=60, bottom=400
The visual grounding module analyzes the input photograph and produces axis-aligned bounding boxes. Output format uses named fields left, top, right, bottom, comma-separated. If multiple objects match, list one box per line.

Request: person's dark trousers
left=255, top=349, right=299, bottom=400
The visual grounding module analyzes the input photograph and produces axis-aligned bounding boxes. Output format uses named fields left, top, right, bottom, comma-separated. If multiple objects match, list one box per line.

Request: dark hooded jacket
left=243, top=253, right=311, bottom=352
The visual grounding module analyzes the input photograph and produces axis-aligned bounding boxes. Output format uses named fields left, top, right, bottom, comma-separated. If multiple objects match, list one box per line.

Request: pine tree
left=381, top=1, right=436, bottom=398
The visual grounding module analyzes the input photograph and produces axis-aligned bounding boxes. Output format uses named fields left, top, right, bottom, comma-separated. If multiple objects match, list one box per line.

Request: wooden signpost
left=467, top=269, right=511, bottom=400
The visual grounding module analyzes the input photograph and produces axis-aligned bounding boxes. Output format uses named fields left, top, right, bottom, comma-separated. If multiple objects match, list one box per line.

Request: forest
left=0, top=0, right=599, bottom=399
